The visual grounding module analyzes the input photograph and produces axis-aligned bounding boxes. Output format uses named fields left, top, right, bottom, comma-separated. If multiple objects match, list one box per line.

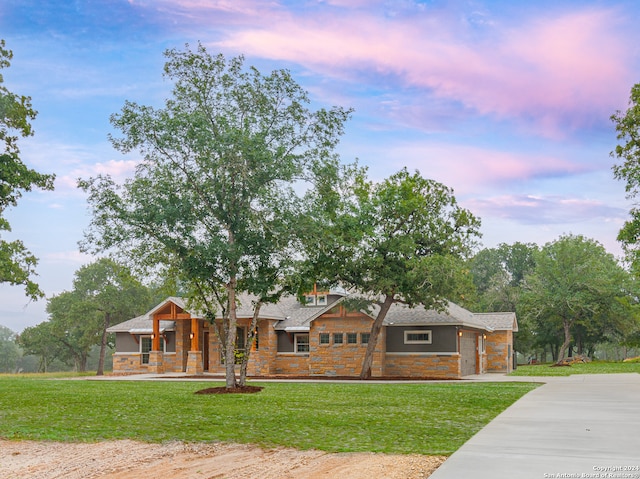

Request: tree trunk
left=556, top=319, right=573, bottom=363
left=225, top=276, right=238, bottom=389
left=96, top=312, right=111, bottom=376
left=360, top=294, right=395, bottom=379
left=239, top=301, right=262, bottom=387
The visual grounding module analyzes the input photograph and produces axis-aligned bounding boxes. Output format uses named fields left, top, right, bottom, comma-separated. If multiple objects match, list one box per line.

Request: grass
left=510, top=360, right=640, bottom=377
left=0, top=376, right=538, bottom=455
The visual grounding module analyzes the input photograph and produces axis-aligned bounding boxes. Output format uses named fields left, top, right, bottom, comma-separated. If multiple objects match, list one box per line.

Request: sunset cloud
left=201, top=3, right=633, bottom=136
left=385, top=142, right=587, bottom=194
left=466, top=194, right=627, bottom=225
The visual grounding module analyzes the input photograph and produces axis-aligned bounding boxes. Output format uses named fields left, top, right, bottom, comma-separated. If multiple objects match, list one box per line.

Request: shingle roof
left=108, top=294, right=515, bottom=335
left=273, top=295, right=344, bottom=331
left=473, top=312, right=518, bottom=332
left=381, top=301, right=493, bottom=331
left=107, top=315, right=175, bottom=333
left=107, top=294, right=345, bottom=333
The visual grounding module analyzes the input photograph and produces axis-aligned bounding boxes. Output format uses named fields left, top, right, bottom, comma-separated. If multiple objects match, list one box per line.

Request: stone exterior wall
left=273, top=353, right=310, bottom=375
left=384, top=353, right=461, bottom=378
left=308, top=313, right=382, bottom=377
left=203, top=319, right=279, bottom=376
left=112, top=353, right=147, bottom=373
left=486, top=330, right=513, bottom=372
left=247, top=320, right=278, bottom=376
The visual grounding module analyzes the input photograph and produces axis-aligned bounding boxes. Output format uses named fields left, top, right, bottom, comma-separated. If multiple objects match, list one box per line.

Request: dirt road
left=0, top=439, right=446, bottom=478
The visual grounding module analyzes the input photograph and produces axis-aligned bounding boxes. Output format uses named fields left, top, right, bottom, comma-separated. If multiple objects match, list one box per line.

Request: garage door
left=460, top=332, right=477, bottom=376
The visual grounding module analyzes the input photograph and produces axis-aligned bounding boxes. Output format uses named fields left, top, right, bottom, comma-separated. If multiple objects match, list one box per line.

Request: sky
left=1, top=0, right=640, bottom=332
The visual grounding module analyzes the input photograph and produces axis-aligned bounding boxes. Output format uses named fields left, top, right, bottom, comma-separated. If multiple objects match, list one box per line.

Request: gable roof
left=380, top=301, right=494, bottom=331
left=107, top=315, right=176, bottom=333
left=473, top=312, right=518, bottom=332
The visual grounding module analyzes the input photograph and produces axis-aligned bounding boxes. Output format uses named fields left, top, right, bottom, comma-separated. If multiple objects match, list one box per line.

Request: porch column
left=186, top=317, right=203, bottom=375
left=149, top=314, right=165, bottom=373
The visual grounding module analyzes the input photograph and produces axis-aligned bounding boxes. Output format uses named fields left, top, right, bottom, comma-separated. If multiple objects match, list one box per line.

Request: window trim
left=294, top=333, right=310, bottom=353
left=333, top=332, right=343, bottom=344
left=360, top=332, right=370, bottom=345
left=319, top=332, right=330, bottom=345
left=404, top=330, right=432, bottom=344
left=347, top=332, right=358, bottom=344
left=316, top=294, right=328, bottom=306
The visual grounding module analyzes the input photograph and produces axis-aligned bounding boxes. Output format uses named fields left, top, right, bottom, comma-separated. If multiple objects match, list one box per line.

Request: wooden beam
left=190, top=317, right=199, bottom=351
left=152, top=315, right=160, bottom=351
left=155, top=313, right=191, bottom=320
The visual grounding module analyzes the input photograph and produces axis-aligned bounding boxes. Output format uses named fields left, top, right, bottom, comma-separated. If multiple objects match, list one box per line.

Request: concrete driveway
left=430, top=374, right=640, bottom=479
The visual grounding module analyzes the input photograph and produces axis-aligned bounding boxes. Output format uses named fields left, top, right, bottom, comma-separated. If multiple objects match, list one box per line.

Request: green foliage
left=0, top=324, right=20, bottom=372
left=610, top=83, right=640, bottom=269
left=468, top=242, right=539, bottom=356
left=0, top=377, right=537, bottom=454
left=16, top=322, right=65, bottom=372
left=469, top=242, right=538, bottom=313
left=79, top=44, right=352, bottom=388
left=302, top=167, right=481, bottom=377
left=19, top=260, right=150, bottom=373
left=308, top=167, right=481, bottom=305
left=520, top=235, right=635, bottom=362
left=0, top=40, right=55, bottom=300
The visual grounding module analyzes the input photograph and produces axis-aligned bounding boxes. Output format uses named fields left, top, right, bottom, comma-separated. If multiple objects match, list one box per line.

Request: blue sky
left=1, top=0, right=639, bottom=332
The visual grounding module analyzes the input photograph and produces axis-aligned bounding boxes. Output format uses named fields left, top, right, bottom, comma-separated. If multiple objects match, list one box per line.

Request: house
left=107, top=291, right=517, bottom=379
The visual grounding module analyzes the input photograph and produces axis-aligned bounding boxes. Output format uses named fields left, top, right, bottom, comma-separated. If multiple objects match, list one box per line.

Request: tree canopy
left=302, top=167, right=481, bottom=378
left=0, top=324, right=20, bottom=373
left=0, top=40, right=55, bottom=300
left=520, top=234, right=634, bottom=362
left=80, top=44, right=352, bottom=388
left=19, top=260, right=150, bottom=373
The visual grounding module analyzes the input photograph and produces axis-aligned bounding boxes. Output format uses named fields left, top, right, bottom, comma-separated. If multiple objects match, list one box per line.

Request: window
left=236, top=327, right=246, bottom=350
left=361, top=333, right=370, bottom=344
left=140, top=336, right=165, bottom=364
left=404, top=330, right=432, bottom=344
left=316, top=294, right=327, bottom=306
left=295, top=333, right=310, bottom=353
left=304, top=295, right=316, bottom=306
left=347, top=333, right=358, bottom=344
left=333, top=332, right=343, bottom=344
left=319, top=333, right=330, bottom=344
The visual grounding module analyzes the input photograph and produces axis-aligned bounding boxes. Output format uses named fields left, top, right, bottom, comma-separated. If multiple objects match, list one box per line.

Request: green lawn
left=0, top=377, right=538, bottom=455
left=510, top=360, right=640, bottom=377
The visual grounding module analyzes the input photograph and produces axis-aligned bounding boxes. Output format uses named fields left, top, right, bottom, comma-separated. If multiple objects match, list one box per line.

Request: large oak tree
left=302, top=167, right=481, bottom=378
left=520, top=235, right=633, bottom=362
left=80, top=44, right=351, bottom=388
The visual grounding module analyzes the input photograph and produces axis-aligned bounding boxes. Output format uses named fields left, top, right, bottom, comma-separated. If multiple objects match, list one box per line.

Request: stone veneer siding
left=309, top=314, right=382, bottom=377
left=384, top=353, right=461, bottom=378
left=485, top=330, right=513, bottom=372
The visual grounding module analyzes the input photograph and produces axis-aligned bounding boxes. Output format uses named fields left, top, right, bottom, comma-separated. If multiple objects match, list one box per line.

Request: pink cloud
left=465, top=194, right=627, bottom=225
left=202, top=4, right=633, bottom=137
left=386, top=143, right=585, bottom=194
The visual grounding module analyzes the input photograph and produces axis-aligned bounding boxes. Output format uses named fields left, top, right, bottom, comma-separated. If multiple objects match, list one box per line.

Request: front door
left=460, top=331, right=477, bottom=376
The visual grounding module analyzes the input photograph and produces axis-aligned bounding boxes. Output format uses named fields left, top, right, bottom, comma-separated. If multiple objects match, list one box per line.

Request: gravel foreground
left=0, top=439, right=446, bottom=478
